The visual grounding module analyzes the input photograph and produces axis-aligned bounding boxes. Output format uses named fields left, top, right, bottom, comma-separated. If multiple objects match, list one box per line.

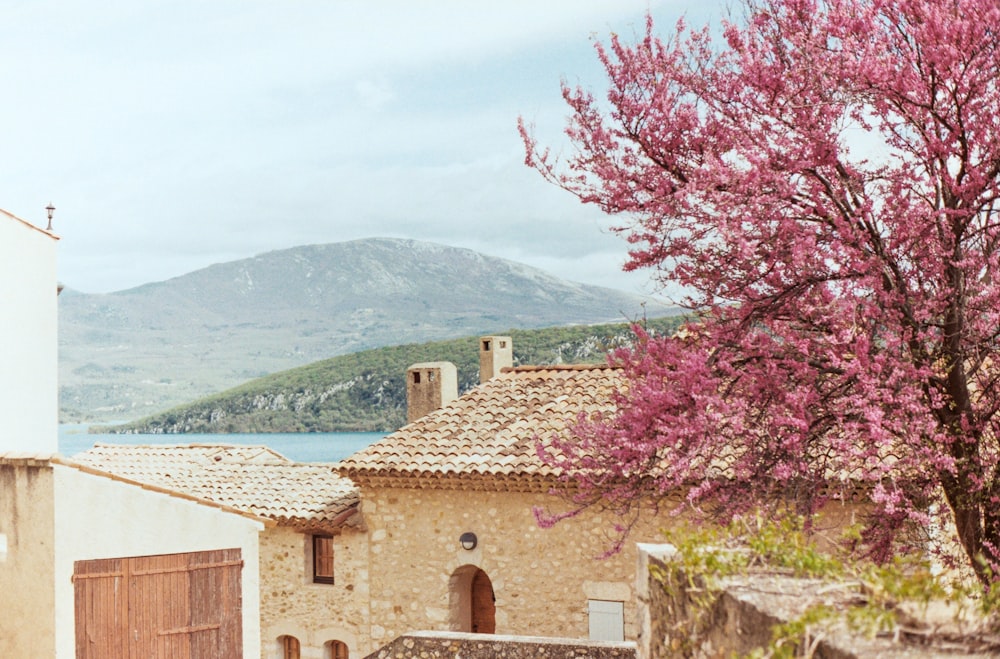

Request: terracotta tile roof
left=0, top=452, right=272, bottom=525
left=338, top=364, right=621, bottom=491
left=74, top=443, right=359, bottom=530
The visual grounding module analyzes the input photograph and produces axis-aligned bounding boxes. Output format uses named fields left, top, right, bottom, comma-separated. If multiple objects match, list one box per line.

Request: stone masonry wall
left=360, top=486, right=667, bottom=653
left=364, top=631, right=636, bottom=659
left=259, top=525, right=371, bottom=659
left=634, top=544, right=999, bottom=658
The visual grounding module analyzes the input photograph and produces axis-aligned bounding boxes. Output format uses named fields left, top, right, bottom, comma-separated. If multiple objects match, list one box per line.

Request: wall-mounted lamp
left=459, top=532, right=478, bottom=551
left=45, top=203, right=55, bottom=231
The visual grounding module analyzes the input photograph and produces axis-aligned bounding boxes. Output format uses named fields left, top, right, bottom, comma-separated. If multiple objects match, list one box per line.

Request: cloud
left=1, top=0, right=721, bottom=300
left=354, top=79, right=396, bottom=111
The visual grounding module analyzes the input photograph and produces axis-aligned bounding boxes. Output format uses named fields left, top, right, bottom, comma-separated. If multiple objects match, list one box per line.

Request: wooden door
left=74, top=548, right=243, bottom=659
left=470, top=569, right=495, bottom=634
left=72, top=558, right=128, bottom=659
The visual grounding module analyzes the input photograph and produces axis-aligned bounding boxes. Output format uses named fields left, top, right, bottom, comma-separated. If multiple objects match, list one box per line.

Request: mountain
left=60, top=238, right=676, bottom=422
left=99, top=317, right=685, bottom=434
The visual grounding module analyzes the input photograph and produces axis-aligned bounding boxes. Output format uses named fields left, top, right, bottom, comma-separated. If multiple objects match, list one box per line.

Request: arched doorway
left=470, top=568, right=496, bottom=633
left=448, top=565, right=496, bottom=634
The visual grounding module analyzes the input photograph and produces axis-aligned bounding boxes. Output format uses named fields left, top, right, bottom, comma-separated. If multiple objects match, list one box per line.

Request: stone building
left=338, top=337, right=867, bottom=656
left=337, top=337, right=668, bottom=652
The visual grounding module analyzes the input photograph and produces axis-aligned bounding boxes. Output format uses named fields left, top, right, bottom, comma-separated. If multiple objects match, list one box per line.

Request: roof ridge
left=48, top=456, right=274, bottom=526
left=68, top=446, right=358, bottom=528
left=502, top=364, right=619, bottom=372
left=90, top=441, right=286, bottom=453
left=92, top=441, right=274, bottom=447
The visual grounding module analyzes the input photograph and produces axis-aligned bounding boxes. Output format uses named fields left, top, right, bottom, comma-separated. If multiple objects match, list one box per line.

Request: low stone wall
left=635, top=544, right=998, bottom=658
left=363, top=631, right=636, bottom=659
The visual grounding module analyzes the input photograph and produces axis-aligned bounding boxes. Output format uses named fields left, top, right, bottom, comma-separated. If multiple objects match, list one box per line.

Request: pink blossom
left=524, top=0, right=1000, bottom=584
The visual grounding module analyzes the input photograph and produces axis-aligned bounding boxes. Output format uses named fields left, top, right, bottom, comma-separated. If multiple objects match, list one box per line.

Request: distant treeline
left=96, top=316, right=685, bottom=435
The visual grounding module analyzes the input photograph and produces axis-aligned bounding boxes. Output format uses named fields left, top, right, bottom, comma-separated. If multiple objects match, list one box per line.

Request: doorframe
left=447, top=564, right=495, bottom=633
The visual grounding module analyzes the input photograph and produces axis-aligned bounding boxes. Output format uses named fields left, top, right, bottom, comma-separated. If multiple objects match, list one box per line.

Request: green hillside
left=61, top=239, right=671, bottom=422
left=99, top=316, right=684, bottom=434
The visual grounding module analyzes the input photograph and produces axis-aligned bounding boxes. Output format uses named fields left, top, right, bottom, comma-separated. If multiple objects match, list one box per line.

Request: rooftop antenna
left=45, top=203, right=55, bottom=231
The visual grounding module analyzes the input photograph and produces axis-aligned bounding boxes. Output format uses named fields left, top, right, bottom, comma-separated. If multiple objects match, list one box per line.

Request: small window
left=313, top=535, right=335, bottom=584
left=482, top=340, right=491, bottom=351
left=325, top=640, right=349, bottom=659
left=588, top=599, right=624, bottom=641
left=413, top=372, right=421, bottom=384
left=280, top=635, right=301, bottom=659
left=428, top=371, right=436, bottom=382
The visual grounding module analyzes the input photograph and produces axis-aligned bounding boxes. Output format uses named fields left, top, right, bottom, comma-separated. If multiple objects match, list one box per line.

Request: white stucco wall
left=0, top=210, right=58, bottom=453
left=52, top=465, right=265, bottom=658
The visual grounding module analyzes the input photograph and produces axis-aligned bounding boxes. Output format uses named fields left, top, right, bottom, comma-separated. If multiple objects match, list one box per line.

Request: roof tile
left=339, top=365, right=620, bottom=489
left=73, top=443, right=359, bottom=528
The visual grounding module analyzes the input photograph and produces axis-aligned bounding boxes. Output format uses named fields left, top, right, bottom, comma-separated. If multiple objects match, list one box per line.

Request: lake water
left=58, top=424, right=386, bottom=463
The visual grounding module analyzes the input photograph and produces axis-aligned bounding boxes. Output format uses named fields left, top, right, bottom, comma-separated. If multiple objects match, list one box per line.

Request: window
left=325, top=640, right=349, bottom=659
left=313, top=535, right=335, bottom=584
left=588, top=600, right=624, bottom=642
left=279, top=635, right=301, bottom=659
left=413, top=372, right=421, bottom=384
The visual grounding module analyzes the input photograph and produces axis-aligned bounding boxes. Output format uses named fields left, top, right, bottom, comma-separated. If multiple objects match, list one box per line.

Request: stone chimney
left=479, top=336, right=512, bottom=383
left=406, top=361, right=458, bottom=423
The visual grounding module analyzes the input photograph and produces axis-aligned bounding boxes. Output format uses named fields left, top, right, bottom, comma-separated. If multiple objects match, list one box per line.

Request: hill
left=60, top=238, right=677, bottom=423
left=100, top=317, right=684, bottom=434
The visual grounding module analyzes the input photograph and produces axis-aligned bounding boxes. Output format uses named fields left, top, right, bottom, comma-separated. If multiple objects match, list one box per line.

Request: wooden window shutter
left=313, top=535, right=334, bottom=584
left=281, top=635, right=301, bottom=659
left=326, top=640, right=349, bottom=659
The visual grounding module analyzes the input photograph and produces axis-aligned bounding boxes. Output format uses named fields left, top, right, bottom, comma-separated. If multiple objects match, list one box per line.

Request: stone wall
left=364, top=631, right=636, bottom=659
left=359, top=486, right=667, bottom=654
left=254, top=482, right=865, bottom=658
left=635, top=544, right=999, bottom=658
left=258, top=525, right=371, bottom=659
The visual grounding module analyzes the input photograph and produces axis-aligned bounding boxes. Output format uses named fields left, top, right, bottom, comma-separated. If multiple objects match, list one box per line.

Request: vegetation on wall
left=654, top=516, right=1000, bottom=657
left=98, top=316, right=683, bottom=434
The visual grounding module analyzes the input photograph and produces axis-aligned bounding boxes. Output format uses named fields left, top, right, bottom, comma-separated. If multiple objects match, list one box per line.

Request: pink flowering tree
left=522, top=0, right=1000, bottom=583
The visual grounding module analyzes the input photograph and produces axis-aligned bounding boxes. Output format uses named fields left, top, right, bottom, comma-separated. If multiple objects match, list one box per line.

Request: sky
left=1, top=0, right=726, bottom=299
